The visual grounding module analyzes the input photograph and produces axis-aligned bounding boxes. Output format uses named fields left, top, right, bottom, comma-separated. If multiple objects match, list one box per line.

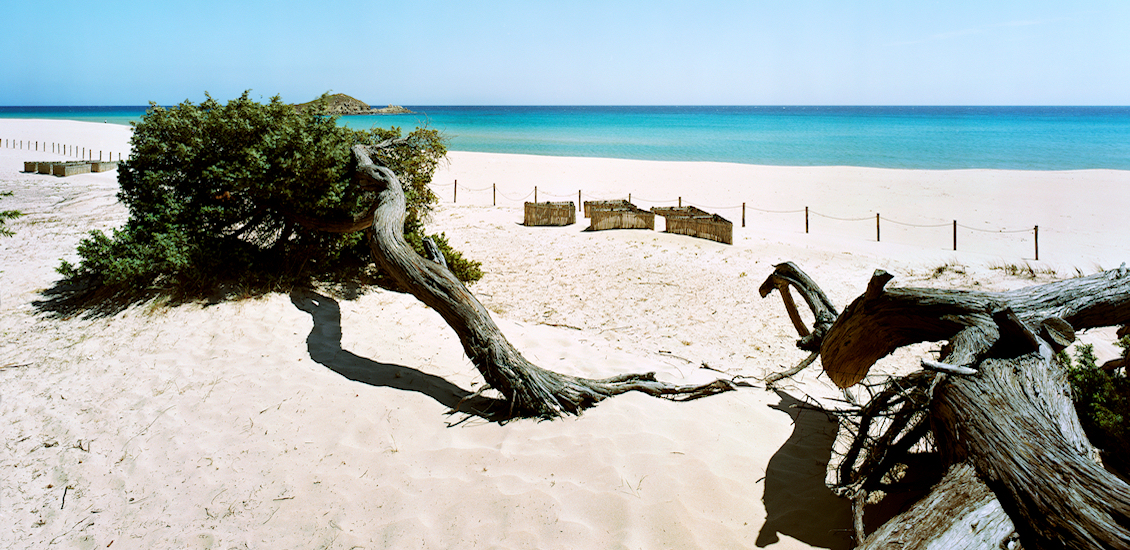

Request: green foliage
left=405, top=231, right=484, bottom=283
left=1065, top=341, right=1130, bottom=480
left=58, top=92, right=480, bottom=304
left=0, top=191, right=21, bottom=237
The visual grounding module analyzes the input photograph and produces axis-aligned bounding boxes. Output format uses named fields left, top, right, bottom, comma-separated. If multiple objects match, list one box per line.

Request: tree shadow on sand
left=757, top=389, right=854, bottom=549
left=289, top=289, right=510, bottom=423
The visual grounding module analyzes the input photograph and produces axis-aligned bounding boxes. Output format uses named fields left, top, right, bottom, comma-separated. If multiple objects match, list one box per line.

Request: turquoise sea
left=1, top=105, right=1127, bottom=170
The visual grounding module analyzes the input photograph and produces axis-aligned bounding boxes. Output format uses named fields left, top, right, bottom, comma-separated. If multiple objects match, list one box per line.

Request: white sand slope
left=1, top=120, right=1126, bottom=549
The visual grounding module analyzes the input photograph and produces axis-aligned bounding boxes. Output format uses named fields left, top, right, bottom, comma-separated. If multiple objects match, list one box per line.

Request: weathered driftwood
left=822, top=266, right=1130, bottom=388
left=652, top=206, right=733, bottom=245
left=857, top=464, right=1016, bottom=550
left=762, top=261, right=1130, bottom=549
left=523, top=201, right=575, bottom=226
left=290, top=143, right=735, bottom=419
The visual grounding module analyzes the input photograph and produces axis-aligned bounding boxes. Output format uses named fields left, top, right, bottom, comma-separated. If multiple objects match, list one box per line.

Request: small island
left=293, top=93, right=413, bottom=115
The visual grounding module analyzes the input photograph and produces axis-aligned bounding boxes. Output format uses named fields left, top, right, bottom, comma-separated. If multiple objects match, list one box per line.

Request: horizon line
left=2, top=104, right=1130, bottom=108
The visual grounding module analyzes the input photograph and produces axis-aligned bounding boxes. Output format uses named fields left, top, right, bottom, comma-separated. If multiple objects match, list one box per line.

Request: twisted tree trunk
left=762, top=262, right=1130, bottom=549
left=339, top=144, right=735, bottom=419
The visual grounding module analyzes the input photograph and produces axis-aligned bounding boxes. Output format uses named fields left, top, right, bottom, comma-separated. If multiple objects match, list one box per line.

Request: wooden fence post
left=534, top=186, right=538, bottom=203
left=578, top=190, right=581, bottom=211
left=454, top=179, right=457, bottom=203
left=1035, top=225, right=1039, bottom=261
left=805, top=206, right=809, bottom=233
left=876, top=213, right=881, bottom=242
left=953, top=220, right=957, bottom=251
left=493, top=184, right=496, bottom=206
left=678, top=196, right=682, bottom=207
left=742, top=202, right=746, bottom=228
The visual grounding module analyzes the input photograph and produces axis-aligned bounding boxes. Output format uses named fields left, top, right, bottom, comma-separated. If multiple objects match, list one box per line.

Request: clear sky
left=2, top=0, right=1127, bottom=105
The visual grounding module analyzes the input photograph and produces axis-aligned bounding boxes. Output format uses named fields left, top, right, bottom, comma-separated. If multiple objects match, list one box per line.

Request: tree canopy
left=57, top=92, right=480, bottom=304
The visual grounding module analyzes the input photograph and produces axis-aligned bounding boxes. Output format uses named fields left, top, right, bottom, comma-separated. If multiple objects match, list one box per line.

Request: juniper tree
left=58, top=92, right=479, bottom=302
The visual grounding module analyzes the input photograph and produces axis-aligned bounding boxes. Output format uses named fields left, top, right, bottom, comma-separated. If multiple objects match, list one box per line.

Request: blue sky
left=2, top=0, right=1127, bottom=105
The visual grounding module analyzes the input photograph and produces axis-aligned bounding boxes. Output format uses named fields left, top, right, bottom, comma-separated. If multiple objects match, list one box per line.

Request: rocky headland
left=293, top=93, right=413, bottom=115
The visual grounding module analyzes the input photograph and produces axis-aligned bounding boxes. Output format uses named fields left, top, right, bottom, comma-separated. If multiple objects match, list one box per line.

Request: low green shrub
left=1065, top=340, right=1130, bottom=481
left=56, top=92, right=481, bottom=305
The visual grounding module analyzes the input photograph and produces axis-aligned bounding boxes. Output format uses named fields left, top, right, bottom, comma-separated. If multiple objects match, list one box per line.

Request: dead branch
left=351, top=143, right=735, bottom=419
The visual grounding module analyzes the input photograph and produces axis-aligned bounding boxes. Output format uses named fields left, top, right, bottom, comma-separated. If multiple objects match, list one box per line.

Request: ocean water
left=2, top=105, right=1127, bottom=170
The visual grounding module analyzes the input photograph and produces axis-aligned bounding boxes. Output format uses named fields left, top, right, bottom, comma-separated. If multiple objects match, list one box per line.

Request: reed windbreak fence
left=437, top=180, right=1041, bottom=260
left=3, top=138, right=125, bottom=162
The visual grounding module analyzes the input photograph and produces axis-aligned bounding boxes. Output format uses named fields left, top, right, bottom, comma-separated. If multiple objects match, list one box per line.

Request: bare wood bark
left=822, top=268, right=1130, bottom=389
left=763, top=263, right=1130, bottom=548
left=930, top=353, right=1130, bottom=549
left=857, top=464, right=1016, bottom=550
left=348, top=144, right=735, bottom=419
left=758, top=261, right=839, bottom=387
left=760, top=261, right=839, bottom=351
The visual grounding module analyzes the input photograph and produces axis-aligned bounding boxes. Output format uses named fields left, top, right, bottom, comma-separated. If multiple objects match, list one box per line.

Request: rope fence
left=438, top=180, right=1042, bottom=260
left=2, top=137, right=124, bottom=162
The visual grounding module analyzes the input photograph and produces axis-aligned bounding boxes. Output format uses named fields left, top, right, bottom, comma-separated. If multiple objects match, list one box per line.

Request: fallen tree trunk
left=762, top=262, right=1130, bottom=549
left=343, top=144, right=735, bottom=419
left=857, top=464, right=1015, bottom=550
left=932, top=353, right=1130, bottom=548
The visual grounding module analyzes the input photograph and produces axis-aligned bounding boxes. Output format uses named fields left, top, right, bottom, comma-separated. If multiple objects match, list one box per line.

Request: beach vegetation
left=0, top=191, right=21, bottom=237
left=54, top=92, right=480, bottom=306
left=988, top=261, right=1058, bottom=279
left=930, top=260, right=966, bottom=278
left=1063, top=340, right=1130, bottom=481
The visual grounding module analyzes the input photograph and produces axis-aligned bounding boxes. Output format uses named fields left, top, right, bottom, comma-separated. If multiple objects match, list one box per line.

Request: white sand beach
left=2, top=119, right=1129, bottom=549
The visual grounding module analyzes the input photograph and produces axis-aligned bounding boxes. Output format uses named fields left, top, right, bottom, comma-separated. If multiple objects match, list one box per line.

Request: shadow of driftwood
left=289, top=289, right=508, bottom=422
left=756, top=390, right=854, bottom=549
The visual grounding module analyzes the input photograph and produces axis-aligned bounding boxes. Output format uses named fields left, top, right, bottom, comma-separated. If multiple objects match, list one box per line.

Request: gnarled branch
left=765, top=263, right=1130, bottom=548
left=353, top=143, right=736, bottom=419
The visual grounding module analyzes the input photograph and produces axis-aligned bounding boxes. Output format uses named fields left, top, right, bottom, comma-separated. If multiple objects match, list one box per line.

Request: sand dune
left=1, top=120, right=1126, bottom=549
